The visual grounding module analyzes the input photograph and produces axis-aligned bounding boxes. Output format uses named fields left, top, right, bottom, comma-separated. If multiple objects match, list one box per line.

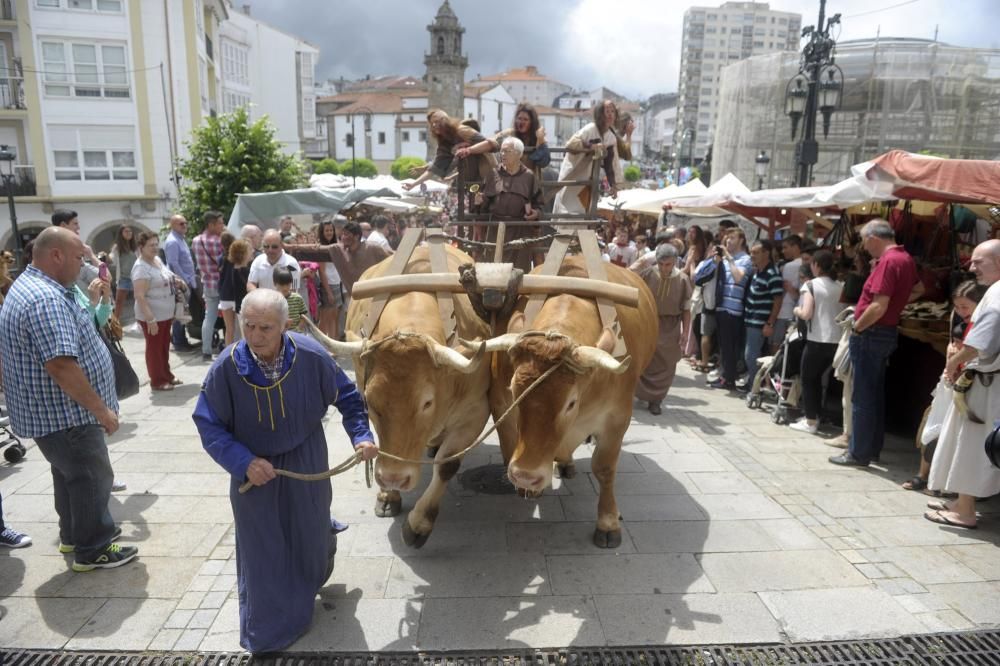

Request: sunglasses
left=263, top=244, right=282, bottom=249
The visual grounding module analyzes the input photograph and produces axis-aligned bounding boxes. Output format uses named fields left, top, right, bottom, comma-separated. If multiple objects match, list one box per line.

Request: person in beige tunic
left=634, top=243, right=692, bottom=414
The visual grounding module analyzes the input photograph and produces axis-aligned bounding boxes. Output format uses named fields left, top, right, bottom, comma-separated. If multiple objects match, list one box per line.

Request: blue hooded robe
left=193, top=332, right=373, bottom=654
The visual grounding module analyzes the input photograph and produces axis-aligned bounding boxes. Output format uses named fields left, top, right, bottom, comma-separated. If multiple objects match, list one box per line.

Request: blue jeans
left=744, top=325, right=766, bottom=380
left=34, top=425, right=116, bottom=560
left=848, top=326, right=898, bottom=462
left=201, top=286, right=220, bottom=356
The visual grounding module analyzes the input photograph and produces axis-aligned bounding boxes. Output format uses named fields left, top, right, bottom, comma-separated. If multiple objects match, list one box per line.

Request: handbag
left=99, top=325, right=139, bottom=400
left=174, top=292, right=192, bottom=324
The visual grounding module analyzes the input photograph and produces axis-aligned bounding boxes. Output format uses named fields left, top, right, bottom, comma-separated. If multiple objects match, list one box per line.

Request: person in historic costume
left=193, top=289, right=378, bottom=653
left=633, top=243, right=693, bottom=415
left=494, top=103, right=551, bottom=196
left=552, top=100, right=627, bottom=218
left=926, top=239, right=1000, bottom=529
left=486, top=136, right=542, bottom=271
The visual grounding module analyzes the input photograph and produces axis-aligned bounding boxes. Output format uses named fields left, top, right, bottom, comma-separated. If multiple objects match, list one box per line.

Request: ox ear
left=507, top=311, right=526, bottom=334
left=594, top=327, right=617, bottom=354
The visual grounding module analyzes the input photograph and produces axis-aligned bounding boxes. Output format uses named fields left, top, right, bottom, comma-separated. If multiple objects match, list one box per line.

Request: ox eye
left=423, top=399, right=433, bottom=411
left=566, top=400, right=576, bottom=412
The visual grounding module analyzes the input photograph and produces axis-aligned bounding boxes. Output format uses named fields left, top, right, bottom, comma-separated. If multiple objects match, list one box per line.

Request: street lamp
left=347, top=106, right=373, bottom=188
left=754, top=150, right=771, bottom=190
left=0, top=144, right=21, bottom=271
left=784, top=0, right=841, bottom=187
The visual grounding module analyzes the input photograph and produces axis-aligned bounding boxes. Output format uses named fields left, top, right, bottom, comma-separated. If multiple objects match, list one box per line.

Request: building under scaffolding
left=712, top=38, right=1000, bottom=188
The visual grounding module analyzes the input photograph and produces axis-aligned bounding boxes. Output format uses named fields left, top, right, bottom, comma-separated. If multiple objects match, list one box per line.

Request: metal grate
left=3, top=631, right=1000, bottom=666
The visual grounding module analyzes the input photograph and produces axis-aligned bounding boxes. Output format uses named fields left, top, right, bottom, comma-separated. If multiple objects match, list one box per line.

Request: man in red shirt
left=830, top=219, right=919, bottom=467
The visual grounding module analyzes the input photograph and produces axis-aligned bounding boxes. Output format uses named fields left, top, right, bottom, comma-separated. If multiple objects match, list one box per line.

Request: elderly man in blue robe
left=193, top=288, right=378, bottom=654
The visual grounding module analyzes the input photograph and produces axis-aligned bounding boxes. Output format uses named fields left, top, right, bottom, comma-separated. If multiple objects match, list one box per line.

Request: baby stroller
left=0, top=405, right=26, bottom=463
left=745, top=323, right=805, bottom=425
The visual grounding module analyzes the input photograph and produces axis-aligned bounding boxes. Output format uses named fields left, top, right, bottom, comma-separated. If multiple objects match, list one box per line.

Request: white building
left=675, top=1, right=800, bottom=161
left=0, top=0, right=317, bottom=256
left=218, top=5, right=318, bottom=157
left=467, top=66, right=572, bottom=108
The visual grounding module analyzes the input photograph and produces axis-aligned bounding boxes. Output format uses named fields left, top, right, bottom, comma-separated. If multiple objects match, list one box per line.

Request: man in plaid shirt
left=193, top=211, right=225, bottom=361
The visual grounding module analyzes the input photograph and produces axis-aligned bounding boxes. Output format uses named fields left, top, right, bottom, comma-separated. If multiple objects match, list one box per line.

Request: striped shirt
left=0, top=266, right=117, bottom=438
left=286, top=292, right=308, bottom=327
left=718, top=252, right=753, bottom=316
left=744, top=263, right=785, bottom=328
left=192, top=231, right=223, bottom=291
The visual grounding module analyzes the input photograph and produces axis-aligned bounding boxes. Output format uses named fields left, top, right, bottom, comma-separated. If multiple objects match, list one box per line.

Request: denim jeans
left=744, top=325, right=766, bottom=380
left=34, top=424, right=116, bottom=560
left=201, top=286, right=220, bottom=356
left=716, top=310, right=744, bottom=384
left=848, top=326, right=898, bottom=462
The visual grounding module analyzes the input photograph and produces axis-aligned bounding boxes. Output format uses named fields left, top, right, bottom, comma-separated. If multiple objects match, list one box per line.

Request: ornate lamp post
left=754, top=150, right=771, bottom=190
left=785, top=0, right=843, bottom=187
left=0, top=144, right=21, bottom=271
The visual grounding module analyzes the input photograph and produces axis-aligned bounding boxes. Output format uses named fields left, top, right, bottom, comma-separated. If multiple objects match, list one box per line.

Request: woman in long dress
left=553, top=100, right=628, bottom=217
left=634, top=243, right=693, bottom=415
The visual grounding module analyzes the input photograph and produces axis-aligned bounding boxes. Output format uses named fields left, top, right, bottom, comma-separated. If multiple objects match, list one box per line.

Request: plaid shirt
left=192, top=231, right=223, bottom=292
left=0, top=266, right=117, bottom=438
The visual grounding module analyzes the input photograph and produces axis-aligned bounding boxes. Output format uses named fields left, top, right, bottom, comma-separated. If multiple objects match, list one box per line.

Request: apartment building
left=0, top=0, right=316, bottom=256
left=675, top=1, right=800, bottom=162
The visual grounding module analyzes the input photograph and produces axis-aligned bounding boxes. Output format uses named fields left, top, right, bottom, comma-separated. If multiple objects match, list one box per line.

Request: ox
left=309, top=245, right=492, bottom=548
left=474, top=257, right=656, bottom=548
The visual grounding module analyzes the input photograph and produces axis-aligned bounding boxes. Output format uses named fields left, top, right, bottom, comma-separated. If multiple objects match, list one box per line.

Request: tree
left=340, top=158, right=378, bottom=178
left=175, top=107, right=306, bottom=235
left=312, top=158, right=340, bottom=175
left=391, top=156, right=425, bottom=180
left=624, top=165, right=641, bottom=182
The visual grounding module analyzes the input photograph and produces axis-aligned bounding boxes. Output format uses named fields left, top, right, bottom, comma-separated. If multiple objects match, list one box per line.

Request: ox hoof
left=557, top=462, right=577, bottom=479
left=374, top=497, right=402, bottom=518
left=516, top=487, right=543, bottom=500
left=401, top=521, right=430, bottom=549
left=593, top=528, right=622, bottom=549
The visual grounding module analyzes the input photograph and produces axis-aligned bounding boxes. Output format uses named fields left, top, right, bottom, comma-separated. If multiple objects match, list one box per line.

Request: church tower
left=424, top=1, right=467, bottom=123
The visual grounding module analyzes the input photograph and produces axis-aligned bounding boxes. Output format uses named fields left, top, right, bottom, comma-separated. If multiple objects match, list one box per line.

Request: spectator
left=494, top=102, right=551, bottom=184
left=830, top=219, right=919, bottom=467
left=52, top=208, right=102, bottom=293
left=219, top=238, right=252, bottom=347
left=287, top=221, right=389, bottom=307
left=633, top=243, right=692, bottom=414
left=247, top=230, right=302, bottom=293
left=0, top=250, right=12, bottom=297
left=0, top=227, right=136, bottom=571
left=273, top=266, right=307, bottom=329
left=109, top=225, right=138, bottom=320
left=776, top=234, right=804, bottom=350
left=635, top=234, right=649, bottom=258
left=241, top=224, right=263, bottom=258
left=552, top=100, right=627, bottom=215
left=790, top=249, right=844, bottom=434
left=367, top=216, right=393, bottom=252
left=683, top=226, right=709, bottom=364
left=709, top=229, right=752, bottom=390
left=0, top=491, right=31, bottom=548
left=163, top=215, right=197, bottom=352
left=133, top=231, right=186, bottom=391
left=742, top=239, right=785, bottom=389
left=279, top=216, right=300, bottom=243
left=313, top=222, right=342, bottom=340
left=193, top=211, right=226, bottom=362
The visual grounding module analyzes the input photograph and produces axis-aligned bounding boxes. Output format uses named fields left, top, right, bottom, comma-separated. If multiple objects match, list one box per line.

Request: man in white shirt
left=367, top=216, right=393, bottom=253
left=774, top=234, right=804, bottom=350
left=247, top=230, right=302, bottom=294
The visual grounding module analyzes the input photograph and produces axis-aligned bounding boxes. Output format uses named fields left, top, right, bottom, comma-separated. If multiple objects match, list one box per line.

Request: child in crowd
left=273, top=266, right=308, bottom=330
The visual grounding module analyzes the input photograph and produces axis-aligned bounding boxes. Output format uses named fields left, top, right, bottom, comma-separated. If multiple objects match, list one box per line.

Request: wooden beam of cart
left=352, top=273, right=640, bottom=307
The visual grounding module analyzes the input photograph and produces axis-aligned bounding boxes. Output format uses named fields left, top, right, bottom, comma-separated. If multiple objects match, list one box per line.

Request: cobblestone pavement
left=1, top=329, right=998, bottom=652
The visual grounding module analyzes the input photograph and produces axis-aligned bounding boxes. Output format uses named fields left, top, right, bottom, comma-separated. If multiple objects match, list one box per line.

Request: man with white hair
left=194, top=288, right=377, bottom=654
left=240, top=224, right=263, bottom=258
left=830, top=219, right=918, bottom=467
left=486, top=135, right=541, bottom=270
left=925, top=239, right=1000, bottom=529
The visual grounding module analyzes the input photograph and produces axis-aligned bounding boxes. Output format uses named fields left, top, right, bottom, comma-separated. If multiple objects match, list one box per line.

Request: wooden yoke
left=424, top=228, right=458, bottom=347
left=360, top=227, right=423, bottom=339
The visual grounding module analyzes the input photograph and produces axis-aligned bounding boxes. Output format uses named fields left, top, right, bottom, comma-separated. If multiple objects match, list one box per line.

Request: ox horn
left=459, top=334, right=520, bottom=353
left=431, top=340, right=486, bottom=373
left=300, top=316, right=365, bottom=357
left=571, top=346, right=632, bottom=374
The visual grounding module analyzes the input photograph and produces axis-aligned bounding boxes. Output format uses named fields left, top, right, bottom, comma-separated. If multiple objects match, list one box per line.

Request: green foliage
left=624, top=165, right=641, bottom=182
left=918, top=149, right=951, bottom=158
left=175, top=108, right=306, bottom=235
left=340, top=158, right=378, bottom=178
left=391, top=156, right=426, bottom=180
left=312, top=158, right=340, bottom=175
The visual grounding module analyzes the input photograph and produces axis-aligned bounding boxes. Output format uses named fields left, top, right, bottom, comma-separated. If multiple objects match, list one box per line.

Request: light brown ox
left=308, top=245, right=491, bottom=548
left=474, top=257, right=656, bottom=548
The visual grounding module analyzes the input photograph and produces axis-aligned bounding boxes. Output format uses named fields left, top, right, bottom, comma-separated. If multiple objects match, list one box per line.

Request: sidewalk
left=1, top=334, right=998, bottom=652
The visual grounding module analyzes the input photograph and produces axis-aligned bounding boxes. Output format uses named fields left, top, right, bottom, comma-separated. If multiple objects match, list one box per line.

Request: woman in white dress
left=552, top=100, right=628, bottom=217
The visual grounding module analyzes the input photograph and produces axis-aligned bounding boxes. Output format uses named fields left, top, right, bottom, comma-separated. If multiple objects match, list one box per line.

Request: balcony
left=0, top=73, right=25, bottom=110
left=1, top=165, right=37, bottom=196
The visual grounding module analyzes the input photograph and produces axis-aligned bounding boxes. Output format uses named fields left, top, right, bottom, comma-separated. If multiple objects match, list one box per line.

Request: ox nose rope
left=237, top=357, right=566, bottom=494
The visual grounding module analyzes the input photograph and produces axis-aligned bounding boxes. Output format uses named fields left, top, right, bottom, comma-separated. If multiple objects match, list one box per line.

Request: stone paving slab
left=2, top=332, right=1000, bottom=652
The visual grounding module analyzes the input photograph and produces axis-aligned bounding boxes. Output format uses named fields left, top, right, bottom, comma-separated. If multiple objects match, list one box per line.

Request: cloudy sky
left=245, top=0, right=1000, bottom=99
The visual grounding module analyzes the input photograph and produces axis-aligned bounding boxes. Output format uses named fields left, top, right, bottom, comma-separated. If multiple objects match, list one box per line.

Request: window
left=377, top=132, right=385, bottom=145
left=302, top=96, right=315, bottom=135
left=705, top=26, right=716, bottom=33
left=50, top=125, right=137, bottom=181
left=402, top=131, right=410, bottom=141
left=753, top=40, right=764, bottom=48
left=39, top=0, right=122, bottom=10
left=437, top=36, right=444, bottom=55
left=701, top=87, right=712, bottom=95
left=223, top=90, right=250, bottom=114
left=419, top=130, right=427, bottom=141
left=779, top=17, right=787, bottom=25
left=41, top=41, right=129, bottom=98
left=345, top=133, right=354, bottom=147
left=222, top=41, right=249, bottom=86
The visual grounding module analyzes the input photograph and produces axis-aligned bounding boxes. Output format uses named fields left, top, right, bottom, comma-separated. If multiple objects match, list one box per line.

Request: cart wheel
left=3, top=443, right=26, bottom=463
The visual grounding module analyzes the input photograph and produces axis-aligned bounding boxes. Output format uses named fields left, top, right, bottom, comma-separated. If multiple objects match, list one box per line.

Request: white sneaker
left=735, top=375, right=749, bottom=389
left=707, top=369, right=721, bottom=383
left=789, top=419, right=818, bottom=434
